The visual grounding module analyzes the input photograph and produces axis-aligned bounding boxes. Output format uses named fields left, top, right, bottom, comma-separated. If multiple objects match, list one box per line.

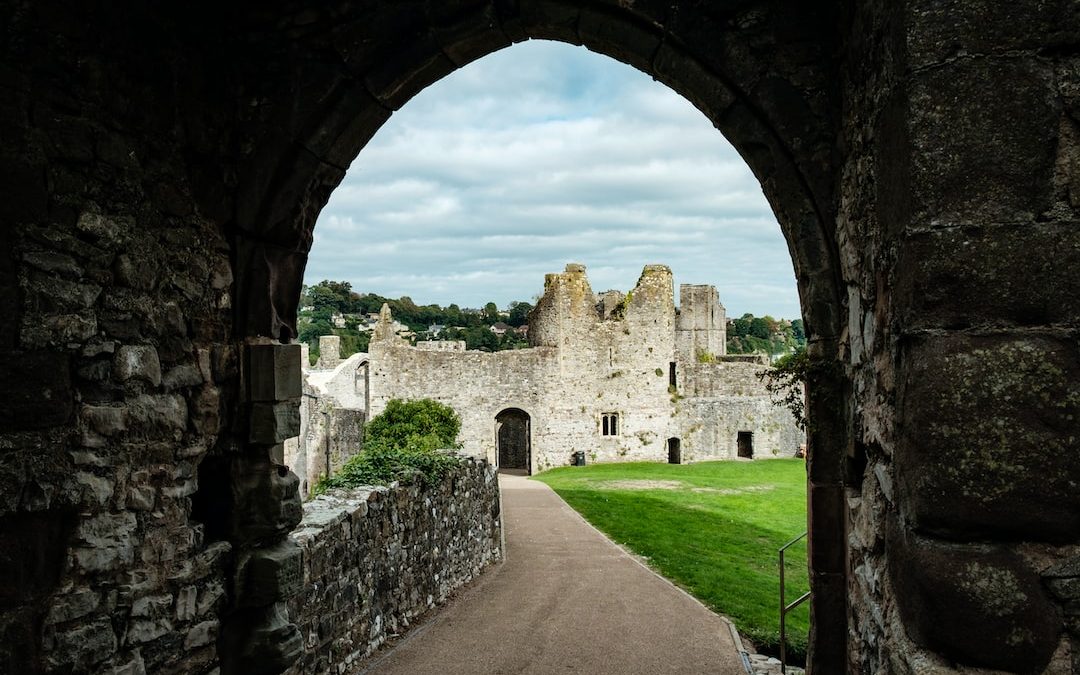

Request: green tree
left=791, top=319, right=806, bottom=343
left=315, top=399, right=463, bottom=492
left=483, top=301, right=499, bottom=324
left=749, top=316, right=772, bottom=340
left=507, top=301, right=532, bottom=327
left=464, top=326, right=499, bottom=351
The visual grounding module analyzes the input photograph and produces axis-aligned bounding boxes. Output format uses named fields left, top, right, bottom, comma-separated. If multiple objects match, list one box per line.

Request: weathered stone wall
left=363, top=264, right=796, bottom=474
left=837, top=2, right=1080, bottom=672
left=0, top=5, right=241, bottom=668
left=676, top=283, right=727, bottom=360
left=286, top=354, right=369, bottom=495
left=284, top=458, right=502, bottom=674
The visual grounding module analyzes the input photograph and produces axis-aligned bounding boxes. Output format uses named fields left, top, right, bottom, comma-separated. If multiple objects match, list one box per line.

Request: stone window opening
left=669, top=362, right=677, bottom=388
left=601, top=412, right=620, bottom=436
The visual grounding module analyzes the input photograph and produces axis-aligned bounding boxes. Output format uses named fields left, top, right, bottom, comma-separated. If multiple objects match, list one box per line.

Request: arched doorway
left=230, top=8, right=847, bottom=670
left=496, top=408, right=531, bottom=474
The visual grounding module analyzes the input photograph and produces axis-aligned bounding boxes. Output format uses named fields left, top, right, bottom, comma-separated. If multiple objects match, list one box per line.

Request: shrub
left=315, top=399, right=463, bottom=493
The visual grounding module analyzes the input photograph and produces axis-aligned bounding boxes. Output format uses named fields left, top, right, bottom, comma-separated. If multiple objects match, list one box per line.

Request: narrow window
left=601, top=412, right=619, bottom=436
left=669, top=361, right=677, bottom=388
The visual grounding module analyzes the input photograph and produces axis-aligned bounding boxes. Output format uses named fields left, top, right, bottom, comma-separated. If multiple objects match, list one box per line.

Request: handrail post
left=780, top=545, right=787, bottom=673
left=779, top=531, right=809, bottom=675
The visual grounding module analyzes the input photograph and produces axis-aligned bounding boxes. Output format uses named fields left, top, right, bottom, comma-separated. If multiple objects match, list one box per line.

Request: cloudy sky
left=306, top=40, right=800, bottom=319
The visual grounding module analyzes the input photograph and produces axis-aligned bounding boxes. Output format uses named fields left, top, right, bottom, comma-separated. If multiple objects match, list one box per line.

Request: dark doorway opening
left=497, top=408, right=531, bottom=474
left=737, top=431, right=754, bottom=459
left=667, top=438, right=681, bottom=464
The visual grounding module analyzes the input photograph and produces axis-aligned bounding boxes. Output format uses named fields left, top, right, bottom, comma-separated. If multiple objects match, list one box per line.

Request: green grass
left=534, top=460, right=809, bottom=661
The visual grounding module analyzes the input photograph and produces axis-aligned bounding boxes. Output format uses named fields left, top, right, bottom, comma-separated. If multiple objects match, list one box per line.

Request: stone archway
left=5, top=3, right=1076, bottom=674
left=496, top=408, right=531, bottom=474
left=230, top=7, right=850, bottom=668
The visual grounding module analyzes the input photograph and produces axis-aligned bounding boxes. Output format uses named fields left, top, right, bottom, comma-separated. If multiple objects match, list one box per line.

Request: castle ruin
left=285, top=264, right=801, bottom=493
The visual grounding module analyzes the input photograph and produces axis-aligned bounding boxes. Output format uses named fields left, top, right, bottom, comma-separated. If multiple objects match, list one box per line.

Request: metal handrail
left=779, top=531, right=810, bottom=674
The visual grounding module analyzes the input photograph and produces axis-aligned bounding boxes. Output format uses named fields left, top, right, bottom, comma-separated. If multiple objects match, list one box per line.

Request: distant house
left=428, top=324, right=446, bottom=336
left=514, top=324, right=529, bottom=336
left=490, top=322, right=511, bottom=335
left=331, top=312, right=346, bottom=328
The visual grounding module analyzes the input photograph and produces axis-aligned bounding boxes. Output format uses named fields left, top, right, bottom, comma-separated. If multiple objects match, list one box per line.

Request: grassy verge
left=534, top=460, right=809, bottom=662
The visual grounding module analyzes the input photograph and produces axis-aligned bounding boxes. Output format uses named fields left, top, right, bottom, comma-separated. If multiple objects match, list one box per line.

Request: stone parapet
left=284, top=458, right=502, bottom=673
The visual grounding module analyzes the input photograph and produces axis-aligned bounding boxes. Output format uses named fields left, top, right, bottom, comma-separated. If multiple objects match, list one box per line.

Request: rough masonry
left=285, top=458, right=502, bottom=674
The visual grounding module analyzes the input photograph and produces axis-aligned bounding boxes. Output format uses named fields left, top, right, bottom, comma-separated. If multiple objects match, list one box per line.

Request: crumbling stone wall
left=286, top=354, right=369, bottom=495
left=284, top=458, right=502, bottom=673
left=363, top=264, right=798, bottom=473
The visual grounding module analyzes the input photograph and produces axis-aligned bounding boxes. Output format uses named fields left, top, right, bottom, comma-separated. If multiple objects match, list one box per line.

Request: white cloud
left=306, top=40, right=800, bottom=318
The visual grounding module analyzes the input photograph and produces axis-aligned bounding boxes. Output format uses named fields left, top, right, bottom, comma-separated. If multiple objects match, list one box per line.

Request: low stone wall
left=284, top=458, right=502, bottom=674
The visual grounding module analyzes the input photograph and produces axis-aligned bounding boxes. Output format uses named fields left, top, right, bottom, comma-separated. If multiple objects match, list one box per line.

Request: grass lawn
left=534, top=459, right=809, bottom=660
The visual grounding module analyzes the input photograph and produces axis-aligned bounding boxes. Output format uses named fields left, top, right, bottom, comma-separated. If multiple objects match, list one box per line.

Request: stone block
left=895, top=334, right=1080, bottom=541
left=81, top=404, right=127, bottom=436
left=191, top=385, right=222, bottom=435
left=45, top=588, right=100, bottom=625
left=46, top=617, right=117, bottom=669
left=432, top=2, right=511, bottom=67
left=229, top=458, right=303, bottom=545
left=126, top=617, right=172, bottom=645
left=363, top=37, right=456, bottom=111
left=237, top=539, right=304, bottom=607
left=72, top=512, right=137, bottom=573
left=807, top=482, right=844, bottom=574
left=219, top=602, right=303, bottom=674
left=903, top=0, right=1068, bottom=69
left=162, top=364, right=204, bottom=391
left=113, top=345, right=162, bottom=387
left=184, top=619, right=219, bottom=650
left=578, top=8, right=662, bottom=72
left=131, top=593, right=172, bottom=618
left=498, top=0, right=581, bottom=43
left=176, top=585, right=197, bottom=621
left=0, top=351, right=73, bottom=430
left=903, top=58, right=1056, bottom=227
left=888, top=522, right=1061, bottom=672
left=247, top=343, right=302, bottom=401
left=894, top=223, right=1080, bottom=329
left=249, top=401, right=301, bottom=445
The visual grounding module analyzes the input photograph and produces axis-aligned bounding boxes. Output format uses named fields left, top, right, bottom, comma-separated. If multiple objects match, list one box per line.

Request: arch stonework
left=496, top=408, right=532, bottom=472
left=0, top=2, right=1077, bottom=673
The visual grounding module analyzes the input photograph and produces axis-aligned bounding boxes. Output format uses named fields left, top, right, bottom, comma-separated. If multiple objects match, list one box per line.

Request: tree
left=791, top=319, right=806, bottom=343
left=507, top=301, right=532, bottom=327
left=749, top=316, right=772, bottom=340
left=483, top=301, right=499, bottom=324
left=463, top=326, right=499, bottom=351
left=298, top=318, right=334, bottom=344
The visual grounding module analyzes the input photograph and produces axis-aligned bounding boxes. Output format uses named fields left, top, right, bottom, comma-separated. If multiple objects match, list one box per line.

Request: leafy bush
left=758, top=348, right=809, bottom=430
left=315, top=399, right=463, bottom=493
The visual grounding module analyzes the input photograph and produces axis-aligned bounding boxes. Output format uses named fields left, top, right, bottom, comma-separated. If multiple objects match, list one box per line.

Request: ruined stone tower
left=677, top=284, right=727, bottom=362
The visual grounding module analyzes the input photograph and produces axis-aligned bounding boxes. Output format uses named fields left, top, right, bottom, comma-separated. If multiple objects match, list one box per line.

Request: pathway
left=361, top=473, right=748, bottom=674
